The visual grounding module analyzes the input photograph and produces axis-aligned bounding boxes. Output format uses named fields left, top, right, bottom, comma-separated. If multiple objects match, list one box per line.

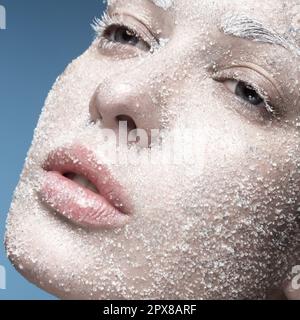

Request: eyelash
left=92, top=11, right=150, bottom=51
left=92, top=12, right=122, bottom=50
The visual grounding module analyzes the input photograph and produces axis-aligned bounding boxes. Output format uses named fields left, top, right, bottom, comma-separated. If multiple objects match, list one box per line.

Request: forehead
left=172, top=0, right=291, bottom=23
left=173, top=0, right=293, bottom=13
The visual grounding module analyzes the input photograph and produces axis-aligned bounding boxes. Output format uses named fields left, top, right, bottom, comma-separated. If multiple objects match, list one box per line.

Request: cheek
left=120, top=105, right=300, bottom=259
left=34, top=46, right=115, bottom=150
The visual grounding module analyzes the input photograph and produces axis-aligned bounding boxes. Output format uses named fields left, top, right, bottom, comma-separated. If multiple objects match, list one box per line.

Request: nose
left=89, top=79, right=161, bottom=146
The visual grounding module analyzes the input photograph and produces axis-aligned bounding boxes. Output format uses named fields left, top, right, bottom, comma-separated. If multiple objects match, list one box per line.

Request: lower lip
left=39, top=171, right=130, bottom=229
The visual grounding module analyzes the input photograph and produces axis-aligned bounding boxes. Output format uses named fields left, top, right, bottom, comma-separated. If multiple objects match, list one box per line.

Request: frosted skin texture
left=5, top=0, right=300, bottom=299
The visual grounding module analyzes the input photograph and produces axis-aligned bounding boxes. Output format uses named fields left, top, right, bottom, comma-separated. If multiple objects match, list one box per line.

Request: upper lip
left=39, top=144, right=132, bottom=228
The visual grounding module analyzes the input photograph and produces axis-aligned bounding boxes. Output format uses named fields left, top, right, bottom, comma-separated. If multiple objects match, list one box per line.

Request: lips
left=39, top=145, right=131, bottom=229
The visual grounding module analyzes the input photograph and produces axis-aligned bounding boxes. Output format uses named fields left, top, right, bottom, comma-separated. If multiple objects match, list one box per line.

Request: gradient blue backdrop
left=0, top=0, right=105, bottom=300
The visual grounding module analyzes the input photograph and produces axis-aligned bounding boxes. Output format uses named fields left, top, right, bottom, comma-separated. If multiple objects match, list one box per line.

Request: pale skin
left=5, top=0, right=300, bottom=299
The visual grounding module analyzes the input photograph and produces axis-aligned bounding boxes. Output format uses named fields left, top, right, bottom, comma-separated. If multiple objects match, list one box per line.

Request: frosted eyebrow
left=220, top=14, right=300, bottom=57
left=149, top=0, right=173, bottom=10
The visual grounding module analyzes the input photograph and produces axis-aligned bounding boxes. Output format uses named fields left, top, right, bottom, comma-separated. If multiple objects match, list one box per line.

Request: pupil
left=116, top=27, right=138, bottom=45
left=236, top=82, right=263, bottom=106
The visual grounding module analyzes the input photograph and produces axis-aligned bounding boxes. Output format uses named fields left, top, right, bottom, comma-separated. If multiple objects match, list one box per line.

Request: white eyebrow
left=150, top=0, right=173, bottom=10
left=220, top=14, right=300, bottom=57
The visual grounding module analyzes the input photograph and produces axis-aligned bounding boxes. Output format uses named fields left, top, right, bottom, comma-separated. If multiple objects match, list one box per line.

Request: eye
left=103, top=24, right=151, bottom=52
left=212, top=67, right=283, bottom=120
left=109, top=26, right=139, bottom=45
left=224, top=79, right=265, bottom=107
left=92, top=12, right=158, bottom=56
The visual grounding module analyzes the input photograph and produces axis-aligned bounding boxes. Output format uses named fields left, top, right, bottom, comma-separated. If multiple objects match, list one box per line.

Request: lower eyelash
left=241, top=96, right=274, bottom=114
left=98, top=37, right=124, bottom=51
left=244, top=83, right=277, bottom=116
left=263, top=101, right=276, bottom=115
left=234, top=89, right=279, bottom=119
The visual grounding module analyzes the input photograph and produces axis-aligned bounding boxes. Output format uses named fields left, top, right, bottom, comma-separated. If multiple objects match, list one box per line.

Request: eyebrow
left=149, top=0, right=173, bottom=10
left=220, top=14, right=300, bottom=57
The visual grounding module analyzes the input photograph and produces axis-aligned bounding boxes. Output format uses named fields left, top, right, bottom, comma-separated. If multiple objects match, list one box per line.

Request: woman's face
left=5, top=0, right=300, bottom=299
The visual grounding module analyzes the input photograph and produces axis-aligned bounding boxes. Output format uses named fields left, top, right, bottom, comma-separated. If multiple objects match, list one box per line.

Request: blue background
left=0, top=0, right=105, bottom=300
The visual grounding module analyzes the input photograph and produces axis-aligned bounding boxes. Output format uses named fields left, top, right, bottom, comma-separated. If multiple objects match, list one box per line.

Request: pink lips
left=39, top=145, right=131, bottom=229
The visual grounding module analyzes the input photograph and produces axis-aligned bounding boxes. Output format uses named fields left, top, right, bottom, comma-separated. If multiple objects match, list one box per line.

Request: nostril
left=116, top=115, right=137, bottom=133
